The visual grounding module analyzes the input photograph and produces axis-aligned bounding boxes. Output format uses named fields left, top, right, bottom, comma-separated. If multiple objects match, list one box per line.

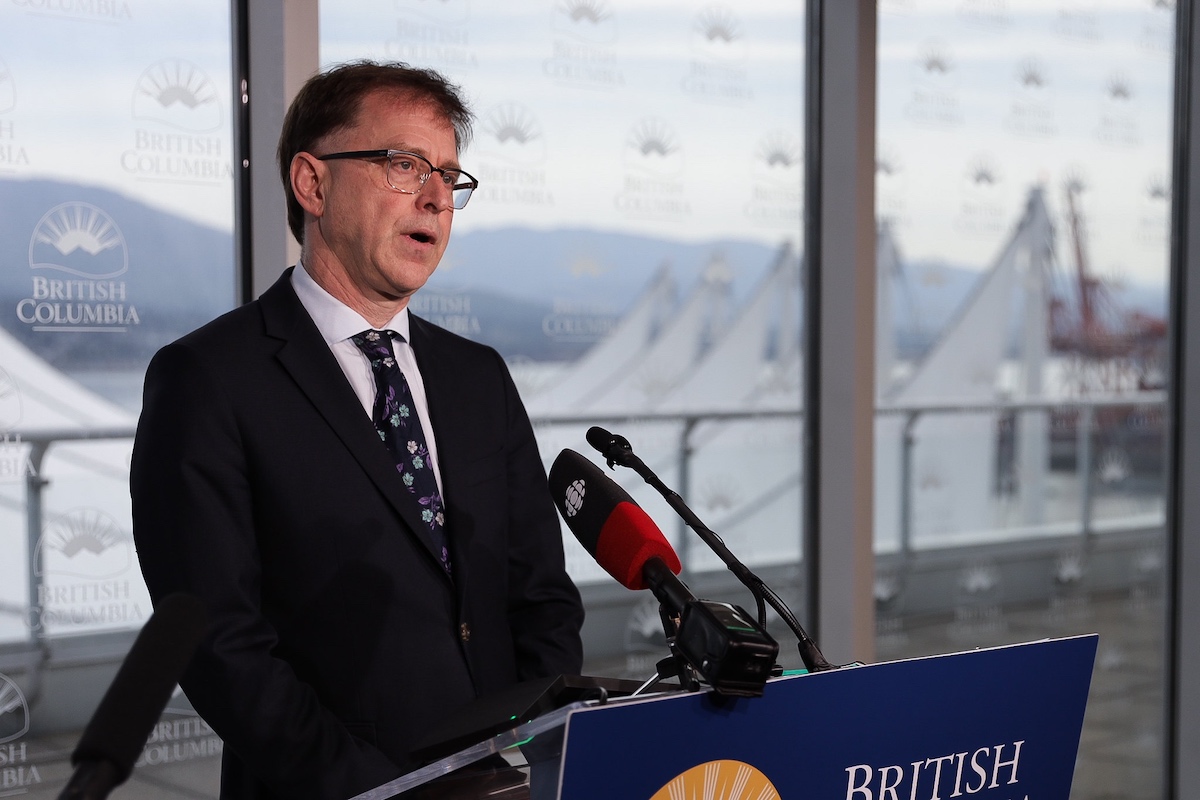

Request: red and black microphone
left=549, top=448, right=682, bottom=596
left=549, top=449, right=778, bottom=697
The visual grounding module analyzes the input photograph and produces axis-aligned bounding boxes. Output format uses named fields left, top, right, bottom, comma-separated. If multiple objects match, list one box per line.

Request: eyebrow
left=390, top=145, right=462, bottom=171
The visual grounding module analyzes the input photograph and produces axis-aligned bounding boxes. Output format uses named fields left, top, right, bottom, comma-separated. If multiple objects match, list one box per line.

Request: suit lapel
left=258, top=272, right=451, bottom=576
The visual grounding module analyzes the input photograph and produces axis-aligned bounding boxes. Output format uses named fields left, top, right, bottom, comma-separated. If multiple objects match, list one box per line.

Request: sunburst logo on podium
left=651, top=760, right=780, bottom=800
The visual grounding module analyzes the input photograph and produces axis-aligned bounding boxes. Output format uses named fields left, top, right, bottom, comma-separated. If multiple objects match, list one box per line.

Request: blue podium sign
left=557, top=636, right=1097, bottom=800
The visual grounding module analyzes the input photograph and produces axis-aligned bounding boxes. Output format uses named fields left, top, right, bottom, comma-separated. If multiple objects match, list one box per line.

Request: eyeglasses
left=316, top=149, right=479, bottom=210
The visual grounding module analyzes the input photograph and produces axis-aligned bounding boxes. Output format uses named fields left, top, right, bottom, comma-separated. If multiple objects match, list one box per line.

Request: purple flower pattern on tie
left=351, top=330, right=451, bottom=574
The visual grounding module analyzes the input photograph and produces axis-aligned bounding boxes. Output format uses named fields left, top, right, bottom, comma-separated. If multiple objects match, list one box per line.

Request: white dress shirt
left=291, top=263, right=444, bottom=495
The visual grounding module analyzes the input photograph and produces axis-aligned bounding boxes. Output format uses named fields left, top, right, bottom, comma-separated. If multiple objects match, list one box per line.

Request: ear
left=291, top=152, right=326, bottom=219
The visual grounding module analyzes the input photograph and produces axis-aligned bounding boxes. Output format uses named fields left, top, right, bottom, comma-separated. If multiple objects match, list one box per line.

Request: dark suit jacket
left=130, top=269, right=584, bottom=799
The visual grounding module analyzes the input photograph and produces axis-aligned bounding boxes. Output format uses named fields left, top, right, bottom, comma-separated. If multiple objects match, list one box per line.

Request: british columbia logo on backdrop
left=0, top=364, right=34, bottom=484
left=615, top=117, right=690, bottom=220
left=682, top=6, right=751, bottom=105
left=1141, top=0, right=1175, bottom=55
left=906, top=40, right=963, bottom=128
left=1139, top=173, right=1169, bottom=246
left=126, top=58, right=230, bottom=183
left=136, top=706, right=224, bottom=769
left=1054, top=0, right=1101, bottom=43
left=388, top=0, right=477, bottom=71
left=955, top=153, right=1005, bottom=240
left=20, top=202, right=140, bottom=332
left=0, top=55, right=30, bottom=172
left=0, top=673, right=30, bottom=745
left=745, top=130, right=801, bottom=228
left=476, top=102, right=554, bottom=207
left=958, top=0, right=1012, bottom=30
left=552, top=0, right=617, bottom=43
left=877, top=143, right=910, bottom=230
left=33, top=508, right=143, bottom=631
left=0, top=367, right=22, bottom=434
left=132, top=58, right=221, bottom=132
left=1097, top=73, right=1139, bottom=148
left=546, top=0, right=624, bottom=87
left=8, top=0, right=130, bottom=22
left=0, top=57, right=15, bottom=114
left=0, top=671, right=40, bottom=792
left=1004, top=57, right=1057, bottom=140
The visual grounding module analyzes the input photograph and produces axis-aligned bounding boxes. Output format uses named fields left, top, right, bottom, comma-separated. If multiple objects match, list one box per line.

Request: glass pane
left=321, top=0, right=807, bottom=677
left=0, top=2, right=236, bottom=795
left=876, top=3, right=1173, bottom=797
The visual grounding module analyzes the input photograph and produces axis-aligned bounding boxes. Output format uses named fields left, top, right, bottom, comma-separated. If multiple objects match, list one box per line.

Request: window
left=0, top=2, right=236, bottom=792
left=876, top=3, right=1174, bottom=795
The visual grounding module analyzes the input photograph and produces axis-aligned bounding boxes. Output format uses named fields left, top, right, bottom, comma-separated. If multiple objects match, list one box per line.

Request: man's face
left=305, top=89, right=459, bottom=314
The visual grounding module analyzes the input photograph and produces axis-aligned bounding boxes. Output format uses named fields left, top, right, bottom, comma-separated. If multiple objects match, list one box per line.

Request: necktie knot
left=351, top=330, right=401, bottom=371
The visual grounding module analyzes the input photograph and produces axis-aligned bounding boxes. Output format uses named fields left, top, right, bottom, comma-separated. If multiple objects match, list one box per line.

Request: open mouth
left=408, top=231, right=434, bottom=244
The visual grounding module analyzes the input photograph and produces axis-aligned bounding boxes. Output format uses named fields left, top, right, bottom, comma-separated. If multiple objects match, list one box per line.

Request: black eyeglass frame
left=316, top=149, right=479, bottom=209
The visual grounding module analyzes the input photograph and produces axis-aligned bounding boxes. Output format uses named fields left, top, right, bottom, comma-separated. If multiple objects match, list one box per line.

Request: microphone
left=548, top=448, right=680, bottom=591
left=59, top=593, right=209, bottom=800
left=549, top=449, right=778, bottom=697
left=585, top=426, right=635, bottom=469
left=584, top=427, right=836, bottom=673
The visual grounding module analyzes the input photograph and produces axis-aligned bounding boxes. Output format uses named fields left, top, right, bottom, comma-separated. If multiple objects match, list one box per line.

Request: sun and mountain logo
left=131, top=58, right=221, bottom=133
left=753, top=131, right=800, bottom=182
left=0, top=57, right=15, bottom=115
left=623, top=118, right=684, bottom=176
left=552, top=0, right=617, bottom=43
left=691, top=6, right=746, bottom=62
left=35, top=509, right=133, bottom=581
left=0, top=673, right=30, bottom=745
left=481, top=103, right=546, bottom=165
left=29, top=202, right=128, bottom=280
left=0, top=367, right=22, bottom=433
left=19, top=201, right=139, bottom=330
left=399, top=0, right=470, bottom=25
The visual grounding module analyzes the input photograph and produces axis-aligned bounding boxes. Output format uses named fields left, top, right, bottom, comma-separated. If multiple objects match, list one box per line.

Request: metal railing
left=531, top=391, right=1168, bottom=568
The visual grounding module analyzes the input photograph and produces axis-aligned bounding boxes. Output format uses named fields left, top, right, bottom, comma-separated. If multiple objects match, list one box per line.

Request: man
left=130, top=61, right=584, bottom=799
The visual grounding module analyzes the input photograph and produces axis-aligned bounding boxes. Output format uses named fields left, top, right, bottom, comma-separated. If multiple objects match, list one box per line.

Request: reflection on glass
left=876, top=3, right=1172, bottom=798
left=0, top=2, right=236, bottom=795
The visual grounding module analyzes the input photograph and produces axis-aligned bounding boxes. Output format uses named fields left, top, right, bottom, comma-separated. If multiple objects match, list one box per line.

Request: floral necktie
left=351, top=330, right=450, bottom=574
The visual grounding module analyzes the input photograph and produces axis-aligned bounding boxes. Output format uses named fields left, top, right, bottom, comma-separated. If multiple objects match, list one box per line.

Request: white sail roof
left=0, top=326, right=134, bottom=434
left=525, top=265, right=676, bottom=415
left=578, top=254, right=732, bottom=414
left=658, top=242, right=801, bottom=413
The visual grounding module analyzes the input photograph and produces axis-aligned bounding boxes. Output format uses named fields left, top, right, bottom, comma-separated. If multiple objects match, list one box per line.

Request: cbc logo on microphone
left=563, top=480, right=585, bottom=517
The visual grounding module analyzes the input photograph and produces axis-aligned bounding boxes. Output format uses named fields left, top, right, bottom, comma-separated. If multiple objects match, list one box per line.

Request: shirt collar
left=292, top=262, right=411, bottom=345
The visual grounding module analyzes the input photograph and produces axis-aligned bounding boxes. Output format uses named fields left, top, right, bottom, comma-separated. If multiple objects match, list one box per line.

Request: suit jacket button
left=459, top=623, right=471, bottom=642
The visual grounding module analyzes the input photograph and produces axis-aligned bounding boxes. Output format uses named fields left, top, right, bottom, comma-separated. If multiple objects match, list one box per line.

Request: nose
left=418, top=172, right=454, bottom=212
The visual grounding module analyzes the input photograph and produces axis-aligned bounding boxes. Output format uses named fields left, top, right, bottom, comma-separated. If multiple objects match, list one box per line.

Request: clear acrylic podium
left=351, top=634, right=1098, bottom=800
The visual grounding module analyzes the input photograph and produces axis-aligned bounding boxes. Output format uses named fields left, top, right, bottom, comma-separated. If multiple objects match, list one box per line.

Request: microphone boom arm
left=588, top=426, right=835, bottom=673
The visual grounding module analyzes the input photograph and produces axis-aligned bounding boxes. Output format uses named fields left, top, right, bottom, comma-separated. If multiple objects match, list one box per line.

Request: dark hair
left=277, top=60, right=474, bottom=244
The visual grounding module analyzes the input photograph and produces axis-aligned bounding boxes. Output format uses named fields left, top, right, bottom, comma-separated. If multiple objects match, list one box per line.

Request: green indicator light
left=782, top=669, right=810, bottom=676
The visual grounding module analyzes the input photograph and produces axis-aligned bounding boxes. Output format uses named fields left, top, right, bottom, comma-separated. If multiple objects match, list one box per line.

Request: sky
left=0, top=0, right=1177, bottom=287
